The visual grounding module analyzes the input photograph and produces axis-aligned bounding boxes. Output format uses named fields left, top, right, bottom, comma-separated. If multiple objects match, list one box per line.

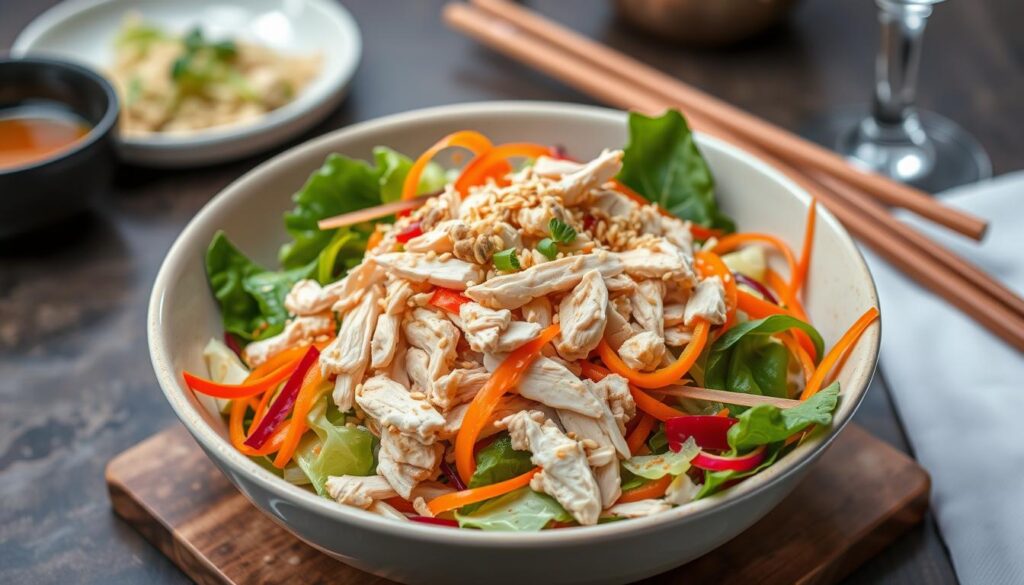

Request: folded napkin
left=863, top=172, right=1024, bottom=585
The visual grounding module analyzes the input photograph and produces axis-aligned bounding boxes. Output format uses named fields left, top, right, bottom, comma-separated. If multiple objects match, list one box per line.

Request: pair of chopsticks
left=442, top=0, right=1024, bottom=352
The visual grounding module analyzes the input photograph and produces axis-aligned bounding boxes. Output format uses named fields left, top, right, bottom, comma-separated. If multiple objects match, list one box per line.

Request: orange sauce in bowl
left=0, top=107, right=91, bottom=170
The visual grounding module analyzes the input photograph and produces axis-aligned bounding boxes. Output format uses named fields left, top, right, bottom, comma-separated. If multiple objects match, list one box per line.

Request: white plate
left=12, top=0, right=361, bottom=167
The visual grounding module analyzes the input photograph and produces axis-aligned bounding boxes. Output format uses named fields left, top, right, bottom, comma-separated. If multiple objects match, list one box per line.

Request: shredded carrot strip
left=184, top=360, right=298, bottom=400
left=402, top=131, right=496, bottom=201
left=427, top=468, right=540, bottom=516
left=248, top=345, right=311, bottom=379
left=626, top=414, right=657, bottom=456
left=366, top=229, right=384, bottom=251
left=579, top=362, right=687, bottom=422
left=595, top=320, right=709, bottom=389
left=229, top=398, right=289, bottom=457
left=780, top=333, right=815, bottom=390
left=799, top=307, right=879, bottom=400
left=454, top=325, right=560, bottom=483
left=711, top=233, right=798, bottom=284
left=765, top=268, right=808, bottom=322
left=272, top=365, right=327, bottom=468
left=248, top=384, right=278, bottom=434
left=736, top=290, right=818, bottom=362
left=453, top=143, right=552, bottom=194
left=714, top=407, right=731, bottom=417
left=617, top=475, right=673, bottom=504
left=793, top=197, right=818, bottom=296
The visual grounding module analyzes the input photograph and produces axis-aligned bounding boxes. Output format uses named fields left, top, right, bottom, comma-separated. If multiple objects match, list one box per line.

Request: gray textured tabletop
left=3, top=0, right=1022, bottom=583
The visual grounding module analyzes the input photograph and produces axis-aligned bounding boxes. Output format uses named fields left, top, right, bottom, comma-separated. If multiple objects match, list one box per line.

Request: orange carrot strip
left=229, top=398, right=289, bottom=457
left=626, top=414, right=656, bottom=456
left=184, top=361, right=297, bottom=400
left=715, top=407, right=731, bottom=417
left=594, top=320, right=709, bottom=389
left=736, top=290, right=818, bottom=362
left=272, top=365, right=327, bottom=468
left=779, top=333, right=815, bottom=392
left=793, top=197, right=818, bottom=295
left=765, top=268, right=808, bottom=322
left=249, top=345, right=311, bottom=379
left=453, top=143, right=552, bottom=194
left=616, top=475, right=673, bottom=504
left=711, top=233, right=798, bottom=284
left=579, top=362, right=687, bottom=422
left=427, top=468, right=540, bottom=516
left=366, top=229, right=384, bottom=251
left=800, top=307, right=880, bottom=400
left=402, top=131, right=496, bottom=201
left=455, top=325, right=561, bottom=482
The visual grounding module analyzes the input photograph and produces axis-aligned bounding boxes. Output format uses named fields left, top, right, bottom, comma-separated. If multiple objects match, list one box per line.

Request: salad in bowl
left=180, top=108, right=878, bottom=532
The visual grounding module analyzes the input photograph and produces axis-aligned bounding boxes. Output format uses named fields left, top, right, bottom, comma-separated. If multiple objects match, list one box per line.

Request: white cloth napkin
left=862, top=172, right=1024, bottom=585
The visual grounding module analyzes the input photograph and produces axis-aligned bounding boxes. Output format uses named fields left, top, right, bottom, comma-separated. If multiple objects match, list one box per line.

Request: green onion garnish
left=548, top=218, right=577, bottom=244
left=493, top=248, right=521, bottom=272
left=536, top=238, right=558, bottom=260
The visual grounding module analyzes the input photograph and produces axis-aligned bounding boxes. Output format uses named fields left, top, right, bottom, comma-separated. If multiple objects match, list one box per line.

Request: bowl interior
left=149, top=101, right=879, bottom=540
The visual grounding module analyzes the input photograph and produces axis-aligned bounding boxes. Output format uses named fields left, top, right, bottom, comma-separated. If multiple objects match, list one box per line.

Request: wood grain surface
left=4, top=0, right=1021, bottom=583
left=106, top=424, right=929, bottom=585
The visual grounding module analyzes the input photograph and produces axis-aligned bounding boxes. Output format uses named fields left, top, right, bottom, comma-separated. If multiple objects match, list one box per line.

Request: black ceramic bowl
left=0, top=57, right=119, bottom=238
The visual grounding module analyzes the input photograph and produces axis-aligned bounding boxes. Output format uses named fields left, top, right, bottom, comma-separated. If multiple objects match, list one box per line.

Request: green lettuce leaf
left=704, top=315, right=824, bottom=400
left=727, top=382, right=840, bottom=452
left=455, top=487, right=571, bottom=532
left=374, top=146, right=447, bottom=204
left=294, top=398, right=376, bottom=496
left=623, top=437, right=699, bottom=479
left=205, top=231, right=314, bottom=341
left=617, top=110, right=734, bottom=232
left=468, top=433, right=534, bottom=488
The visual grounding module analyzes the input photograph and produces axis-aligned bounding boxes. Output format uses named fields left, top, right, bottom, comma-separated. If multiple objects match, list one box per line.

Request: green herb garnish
left=548, top=218, right=577, bottom=244
left=493, top=248, right=521, bottom=272
left=536, top=238, right=558, bottom=260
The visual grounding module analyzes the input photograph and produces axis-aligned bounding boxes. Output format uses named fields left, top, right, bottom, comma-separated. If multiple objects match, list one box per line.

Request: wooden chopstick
left=466, top=0, right=988, bottom=242
left=317, top=195, right=431, bottom=230
left=648, top=386, right=803, bottom=409
left=443, top=2, right=1024, bottom=351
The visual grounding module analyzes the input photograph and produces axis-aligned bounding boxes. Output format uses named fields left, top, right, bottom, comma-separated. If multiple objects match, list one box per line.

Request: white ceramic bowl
left=148, top=102, right=880, bottom=585
left=13, top=0, right=360, bottom=167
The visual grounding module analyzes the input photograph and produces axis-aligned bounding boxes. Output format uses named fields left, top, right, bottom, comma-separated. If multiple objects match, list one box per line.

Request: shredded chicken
left=502, top=411, right=602, bottom=526
left=374, top=252, right=483, bottom=291
left=355, top=375, right=445, bottom=443
left=242, top=313, right=334, bottom=368
left=618, top=331, right=666, bottom=371
left=555, top=270, right=609, bottom=361
left=606, top=499, right=671, bottom=518
left=466, top=253, right=624, bottom=310
left=685, top=276, right=727, bottom=326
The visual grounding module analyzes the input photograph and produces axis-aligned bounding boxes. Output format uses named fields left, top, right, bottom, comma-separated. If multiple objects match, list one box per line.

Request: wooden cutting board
left=106, top=424, right=929, bottom=585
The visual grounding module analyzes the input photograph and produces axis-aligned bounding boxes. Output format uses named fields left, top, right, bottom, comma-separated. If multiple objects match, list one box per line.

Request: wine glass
left=812, top=0, right=991, bottom=193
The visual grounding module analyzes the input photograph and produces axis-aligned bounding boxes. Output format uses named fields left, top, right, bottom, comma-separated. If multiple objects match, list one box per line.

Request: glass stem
left=871, top=0, right=934, bottom=126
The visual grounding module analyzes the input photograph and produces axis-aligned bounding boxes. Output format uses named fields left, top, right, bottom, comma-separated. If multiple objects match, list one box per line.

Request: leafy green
left=704, top=315, right=824, bottom=400
left=294, top=398, right=377, bottom=496
left=468, top=433, right=534, bottom=488
left=623, top=437, right=698, bottom=479
left=205, top=231, right=312, bottom=341
left=727, top=383, right=840, bottom=452
left=492, top=248, right=521, bottom=272
left=548, top=218, right=577, bottom=244
left=455, top=488, right=571, bottom=531
left=374, top=146, right=446, bottom=204
left=617, top=110, right=734, bottom=232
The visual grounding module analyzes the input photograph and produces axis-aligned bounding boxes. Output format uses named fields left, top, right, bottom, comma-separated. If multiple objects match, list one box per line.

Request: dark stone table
left=2, top=0, right=1021, bottom=583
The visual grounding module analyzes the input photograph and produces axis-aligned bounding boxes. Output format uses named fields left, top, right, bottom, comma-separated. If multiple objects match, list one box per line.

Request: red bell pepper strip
left=409, top=516, right=460, bottom=527
left=429, top=288, right=471, bottom=314
left=665, top=415, right=738, bottom=452
left=691, top=445, right=767, bottom=472
left=395, top=221, right=424, bottom=244
left=244, top=346, right=320, bottom=449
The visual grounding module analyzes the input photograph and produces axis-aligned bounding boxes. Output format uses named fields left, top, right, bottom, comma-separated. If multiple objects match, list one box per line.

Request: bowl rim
left=148, top=101, right=880, bottom=546
left=11, top=0, right=361, bottom=151
left=0, top=56, right=119, bottom=175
